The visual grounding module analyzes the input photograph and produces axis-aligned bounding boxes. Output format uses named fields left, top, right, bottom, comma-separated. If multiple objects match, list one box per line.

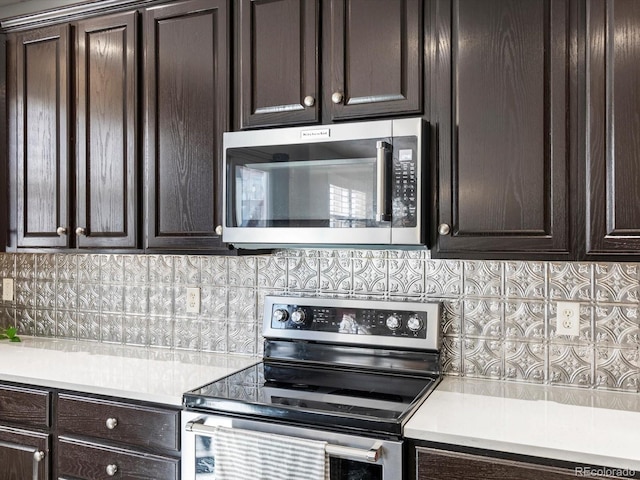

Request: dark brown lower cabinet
left=0, top=381, right=180, bottom=480
left=57, top=439, right=179, bottom=480
left=0, top=427, right=49, bottom=480
left=416, top=447, right=623, bottom=480
left=56, top=393, right=180, bottom=480
left=0, top=383, right=51, bottom=480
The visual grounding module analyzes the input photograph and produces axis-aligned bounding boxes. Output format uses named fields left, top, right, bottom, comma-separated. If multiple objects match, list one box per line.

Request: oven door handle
left=185, top=421, right=383, bottom=463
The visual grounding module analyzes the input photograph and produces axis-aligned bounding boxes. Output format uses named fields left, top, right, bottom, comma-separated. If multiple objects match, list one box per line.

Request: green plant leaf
left=9, top=337, right=21, bottom=342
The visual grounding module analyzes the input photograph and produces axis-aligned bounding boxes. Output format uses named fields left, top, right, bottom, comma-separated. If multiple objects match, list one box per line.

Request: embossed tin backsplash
left=0, top=251, right=638, bottom=392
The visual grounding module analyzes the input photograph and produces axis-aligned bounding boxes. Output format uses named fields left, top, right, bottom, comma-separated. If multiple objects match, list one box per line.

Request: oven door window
left=192, top=441, right=384, bottom=480
left=226, top=139, right=388, bottom=229
left=195, top=434, right=215, bottom=479
left=330, top=457, right=383, bottom=480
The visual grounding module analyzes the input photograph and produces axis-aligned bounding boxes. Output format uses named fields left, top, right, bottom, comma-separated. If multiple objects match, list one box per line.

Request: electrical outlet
left=2, top=279, right=14, bottom=302
left=556, top=301, right=580, bottom=337
left=186, top=287, right=200, bottom=314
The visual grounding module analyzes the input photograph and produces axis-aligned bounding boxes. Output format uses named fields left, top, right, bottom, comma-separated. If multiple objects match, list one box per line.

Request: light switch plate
left=186, top=287, right=200, bottom=314
left=2, top=279, right=14, bottom=302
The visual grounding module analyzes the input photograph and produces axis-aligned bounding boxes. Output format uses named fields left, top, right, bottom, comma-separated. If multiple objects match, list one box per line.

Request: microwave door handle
left=376, top=141, right=392, bottom=222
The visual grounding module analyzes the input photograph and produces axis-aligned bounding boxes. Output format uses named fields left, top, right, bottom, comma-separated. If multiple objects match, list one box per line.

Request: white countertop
left=405, top=377, right=640, bottom=471
left=0, top=337, right=258, bottom=406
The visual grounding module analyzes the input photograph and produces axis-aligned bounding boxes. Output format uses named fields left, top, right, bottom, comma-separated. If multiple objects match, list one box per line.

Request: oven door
left=182, top=411, right=403, bottom=480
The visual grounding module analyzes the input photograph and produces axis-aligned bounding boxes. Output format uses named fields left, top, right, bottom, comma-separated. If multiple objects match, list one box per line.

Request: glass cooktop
left=183, top=361, right=439, bottom=437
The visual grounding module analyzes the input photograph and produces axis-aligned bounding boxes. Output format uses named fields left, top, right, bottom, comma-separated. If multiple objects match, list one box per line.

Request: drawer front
left=0, top=384, right=50, bottom=428
left=57, top=394, right=180, bottom=452
left=58, top=438, right=179, bottom=480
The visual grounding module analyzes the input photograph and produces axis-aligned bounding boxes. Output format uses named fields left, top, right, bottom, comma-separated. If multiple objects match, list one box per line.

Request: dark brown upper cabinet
left=75, top=12, right=139, bottom=249
left=432, top=0, right=575, bottom=259
left=144, top=0, right=230, bottom=251
left=585, top=0, right=640, bottom=258
left=236, top=0, right=319, bottom=128
left=236, top=0, right=422, bottom=129
left=322, top=0, right=423, bottom=122
left=9, top=13, right=139, bottom=250
left=12, top=25, right=71, bottom=249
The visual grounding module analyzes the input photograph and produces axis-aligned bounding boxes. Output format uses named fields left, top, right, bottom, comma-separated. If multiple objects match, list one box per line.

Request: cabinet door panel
left=416, top=447, right=609, bottom=480
left=0, top=427, right=49, bottom=480
left=324, top=0, right=422, bottom=120
left=237, top=0, right=319, bottom=128
left=15, top=25, right=70, bottom=248
left=434, top=0, right=571, bottom=257
left=145, top=0, right=229, bottom=251
left=0, top=384, right=50, bottom=428
left=76, top=12, right=138, bottom=249
left=57, top=394, right=179, bottom=453
left=58, top=438, right=179, bottom=480
left=587, top=0, right=640, bottom=255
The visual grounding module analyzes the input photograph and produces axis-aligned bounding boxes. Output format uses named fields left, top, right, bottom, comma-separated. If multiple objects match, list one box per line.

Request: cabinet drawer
left=58, top=438, right=179, bottom=480
left=57, top=394, right=180, bottom=452
left=0, top=384, right=50, bottom=428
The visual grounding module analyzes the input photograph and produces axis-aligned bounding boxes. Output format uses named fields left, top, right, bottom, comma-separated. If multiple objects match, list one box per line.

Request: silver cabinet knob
left=33, top=451, right=45, bottom=462
left=106, top=464, right=118, bottom=476
left=331, top=91, right=344, bottom=104
left=438, top=223, right=451, bottom=235
left=303, top=95, right=315, bottom=107
left=75, top=227, right=87, bottom=236
left=56, top=227, right=67, bottom=236
left=215, top=225, right=223, bottom=236
left=105, top=417, right=118, bottom=430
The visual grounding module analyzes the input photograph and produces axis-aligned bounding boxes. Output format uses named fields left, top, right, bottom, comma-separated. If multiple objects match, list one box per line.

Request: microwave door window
left=235, top=166, right=269, bottom=227
left=228, top=139, right=388, bottom=228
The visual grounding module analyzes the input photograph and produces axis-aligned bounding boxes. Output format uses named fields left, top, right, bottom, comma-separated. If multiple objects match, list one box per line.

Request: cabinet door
left=0, top=427, right=49, bottom=480
left=75, top=12, right=139, bottom=249
left=144, top=0, right=230, bottom=251
left=14, top=25, right=71, bottom=248
left=416, top=447, right=615, bottom=480
left=433, top=0, right=572, bottom=258
left=237, top=0, right=319, bottom=128
left=323, top=0, right=422, bottom=121
left=586, top=0, right=640, bottom=256
left=58, top=438, right=179, bottom=480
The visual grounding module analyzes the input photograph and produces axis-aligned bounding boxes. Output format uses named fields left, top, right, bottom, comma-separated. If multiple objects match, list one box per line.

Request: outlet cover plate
left=186, top=287, right=200, bottom=314
left=2, top=278, right=14, bottom=302
left=556, top=301, right=580, bottom=337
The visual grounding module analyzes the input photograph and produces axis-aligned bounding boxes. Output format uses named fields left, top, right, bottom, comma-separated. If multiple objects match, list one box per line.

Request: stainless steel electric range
left=182, top=295, right=442, bottom=480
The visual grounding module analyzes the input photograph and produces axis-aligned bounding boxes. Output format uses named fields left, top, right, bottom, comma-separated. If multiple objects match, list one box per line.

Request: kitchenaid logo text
left=575, top=466, right=635, bottom=477
left=300, top=129, right=330, bottom=139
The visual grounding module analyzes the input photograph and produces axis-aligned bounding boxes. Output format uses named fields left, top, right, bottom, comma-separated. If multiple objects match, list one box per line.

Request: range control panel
left=270, top=303, right=428, bottom=338
left=263, top=297, right=441, bottom=353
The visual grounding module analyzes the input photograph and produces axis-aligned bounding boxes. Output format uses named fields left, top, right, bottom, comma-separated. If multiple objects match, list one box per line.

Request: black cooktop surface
left=183, top=361, right=439, bottom=437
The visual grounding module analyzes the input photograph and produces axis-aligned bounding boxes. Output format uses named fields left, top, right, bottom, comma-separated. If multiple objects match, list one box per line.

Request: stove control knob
left=291, top=309, right=307, bottom=325
left=407, top=315, right=423, bottom=332
left=273, top=308, right=289, bottom=322
left=385, top=315, right=401, bottom=331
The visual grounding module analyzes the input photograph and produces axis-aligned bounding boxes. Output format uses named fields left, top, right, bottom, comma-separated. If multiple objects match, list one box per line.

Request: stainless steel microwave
left=222, top=117, right=426, bottom=248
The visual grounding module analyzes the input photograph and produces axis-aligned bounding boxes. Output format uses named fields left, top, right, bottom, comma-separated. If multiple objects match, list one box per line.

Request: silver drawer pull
left=105, top=417, right=118, bottom=430
left=33, top=450, right=45, bottom=462
left=186, top=422, right=382, bottom=463
left=106, top=464, right=118, bottom=476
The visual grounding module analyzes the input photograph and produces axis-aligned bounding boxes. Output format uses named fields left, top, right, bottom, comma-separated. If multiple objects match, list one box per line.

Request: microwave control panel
left=391, top=135, right=419, bottom=228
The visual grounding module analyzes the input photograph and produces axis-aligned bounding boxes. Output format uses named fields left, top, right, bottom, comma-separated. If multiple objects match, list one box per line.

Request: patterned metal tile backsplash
left=1, top=251, right=639, bottom=393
